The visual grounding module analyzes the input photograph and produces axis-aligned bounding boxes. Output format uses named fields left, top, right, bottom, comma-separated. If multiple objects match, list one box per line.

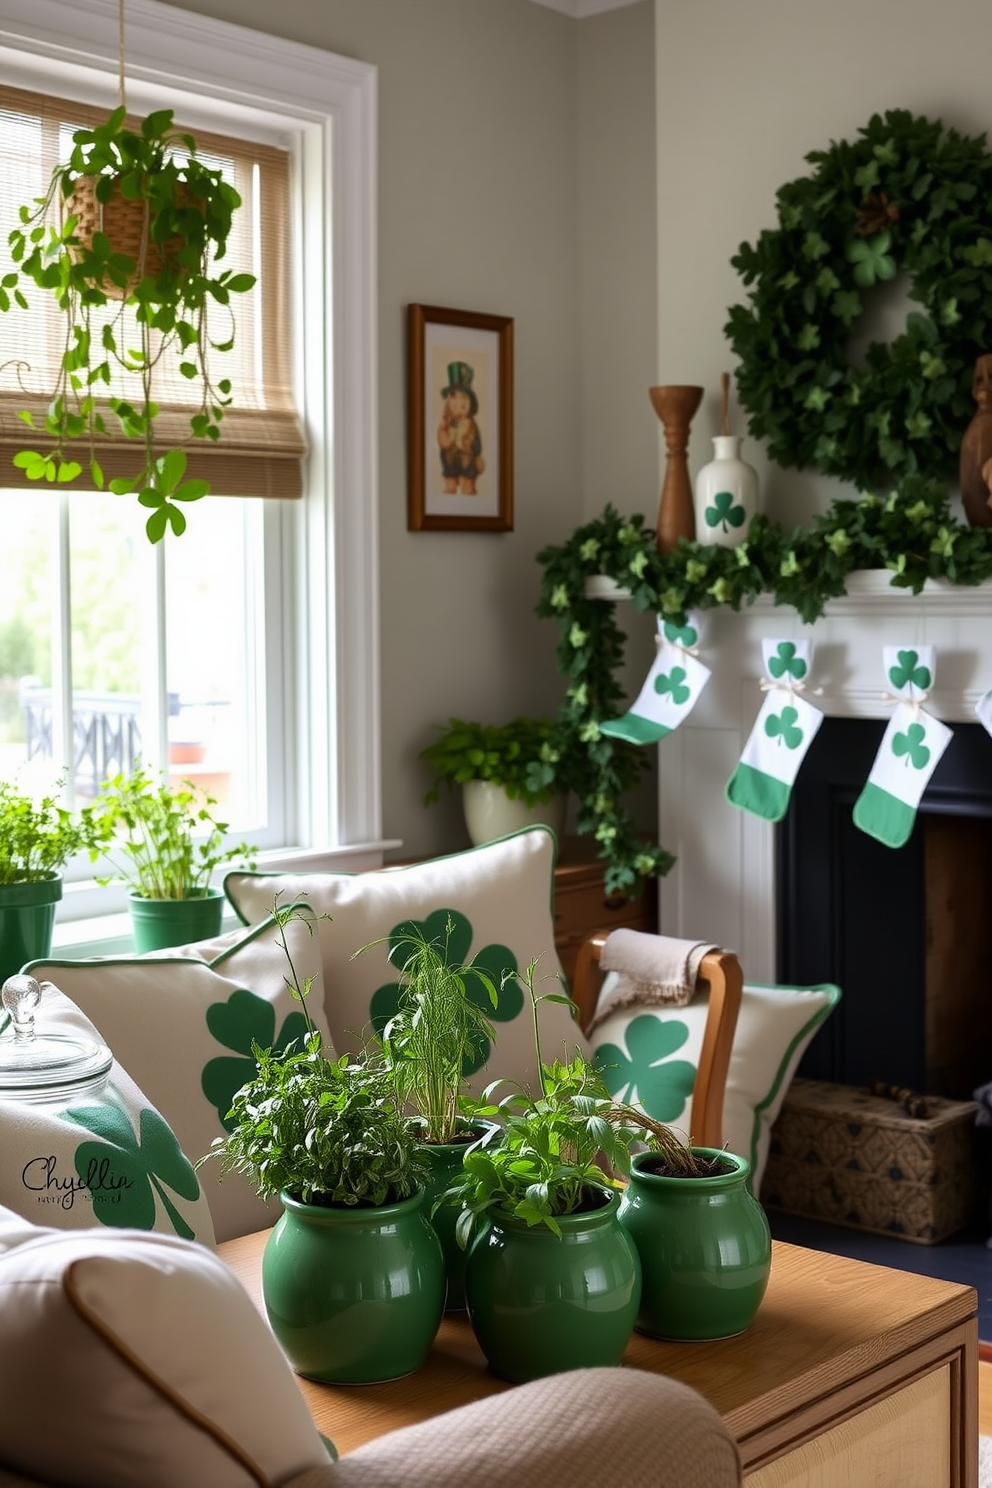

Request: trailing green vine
left=537, top=491, right=992, bottom=896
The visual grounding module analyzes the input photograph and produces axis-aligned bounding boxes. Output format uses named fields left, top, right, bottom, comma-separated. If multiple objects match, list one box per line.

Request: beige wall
left=161, top=0, right=660, bottom=861
left=654, top=0, right=992, bottom=530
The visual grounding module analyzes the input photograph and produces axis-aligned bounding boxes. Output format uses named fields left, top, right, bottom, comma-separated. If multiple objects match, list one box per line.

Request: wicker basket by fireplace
left=763, top=1077, right=981, bottom=1245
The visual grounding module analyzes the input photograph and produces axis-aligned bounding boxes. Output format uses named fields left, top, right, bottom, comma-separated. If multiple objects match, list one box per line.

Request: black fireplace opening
left=776, top=716, right=992, bottom=1099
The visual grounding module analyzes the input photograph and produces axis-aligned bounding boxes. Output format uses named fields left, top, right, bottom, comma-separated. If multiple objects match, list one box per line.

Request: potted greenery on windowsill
left=1, top=105, right=254, bottom=541
left=420, top=715, right=570, bottom=846
left=0, top=777, right=106, bottom=982
left=89, top=763, right=256, bottom=952
left=200, top=902, right=445, bottom=1383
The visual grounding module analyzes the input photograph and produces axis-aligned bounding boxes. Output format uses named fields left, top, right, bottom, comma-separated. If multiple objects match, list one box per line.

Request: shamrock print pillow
left=589, top=978, right=840, bottom=1192
left=0, top=984, right=215, bottom=1245
left=25, top=906, right=332, bottom=1243
left=225, top=827, right=583, bottom=1101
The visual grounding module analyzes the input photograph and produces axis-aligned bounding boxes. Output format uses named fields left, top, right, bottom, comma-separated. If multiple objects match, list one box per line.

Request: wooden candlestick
left=959, top=353, right=992, bottom=528
left=648, top=384, right=704, bottom=554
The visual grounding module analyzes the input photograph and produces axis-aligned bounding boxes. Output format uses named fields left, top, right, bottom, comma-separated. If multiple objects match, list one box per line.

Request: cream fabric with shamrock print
left=24, top=908, right=331, bottom=1243
left=852, top=646, right=953, bottom=849
left=0, top=984, right=215, bottom=1246
left=725, top=638, right=824, bottom=822
left=599, top=614, right=711, bottom=747
left=224, top=828, right=583, bottom=1101
left=589, top=979, right=840, bottom=1192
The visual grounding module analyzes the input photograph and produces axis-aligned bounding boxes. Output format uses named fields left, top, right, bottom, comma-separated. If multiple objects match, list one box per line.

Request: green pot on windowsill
left=0, top=874, right=63, bottom=985
left=127, top=887, right=225, bottom=954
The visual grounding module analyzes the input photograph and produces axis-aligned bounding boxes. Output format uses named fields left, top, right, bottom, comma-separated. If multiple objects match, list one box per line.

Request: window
left=0, top=0, right=383, bottom=931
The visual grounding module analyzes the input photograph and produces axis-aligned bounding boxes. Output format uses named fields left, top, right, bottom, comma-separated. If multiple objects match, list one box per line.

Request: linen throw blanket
left=586, top=929, right=720, bottom=1035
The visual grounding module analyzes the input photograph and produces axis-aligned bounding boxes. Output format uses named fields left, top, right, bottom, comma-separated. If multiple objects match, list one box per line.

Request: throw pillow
left=590, top=979, right=841, bottom=1191
left=224, top=828, right=583, bottom=1099
left=25, top=906, right=332, bottom=1243
left=0, top=1207, right=331, bottom=1488
left=0, top=986, right=215, bottom=1247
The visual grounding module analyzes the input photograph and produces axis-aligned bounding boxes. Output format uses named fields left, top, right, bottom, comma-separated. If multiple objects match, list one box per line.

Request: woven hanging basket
left=65, top=175, right=184, bottom=298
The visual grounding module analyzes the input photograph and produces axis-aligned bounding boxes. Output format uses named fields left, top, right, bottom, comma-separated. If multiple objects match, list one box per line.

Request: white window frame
left=0, top=0, right=390, bottom=946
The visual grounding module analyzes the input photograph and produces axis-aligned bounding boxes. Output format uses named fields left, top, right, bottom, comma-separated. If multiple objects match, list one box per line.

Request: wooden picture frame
left=407, top=304, right=514, bottom=532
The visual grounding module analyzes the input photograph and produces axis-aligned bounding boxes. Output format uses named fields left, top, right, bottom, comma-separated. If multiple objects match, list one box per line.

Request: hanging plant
left=724, top=109, right=992, bottom=494
left=1, top=104, right=254, bottom=540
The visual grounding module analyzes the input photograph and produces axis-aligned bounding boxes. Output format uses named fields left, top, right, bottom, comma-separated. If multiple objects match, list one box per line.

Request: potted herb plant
left=441, top=962, right=647, bottom=1383
left=359, top=915, right=499, bottom=1310
left=420, top=715, right=570, bottom=845
left=2, top=105, right=255, bottom=542
left=202, top=904, right=445, bottom=1384
left=90, top=763, right=256, bottom=952
left=0, top=777, right=107, bottom=983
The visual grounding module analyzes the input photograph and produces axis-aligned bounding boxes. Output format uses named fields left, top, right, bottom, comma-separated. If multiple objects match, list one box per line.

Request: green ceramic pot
left=128, top=887, right=225, bottom=953
left=463, top=1186, right=641, bottom=1384
left=618, top=1148, right=771, bottom=1341
left=419, top=1121, right=494, bottom=1312
left=261, top=1188, right=445, bottom=1384
left=0, top=874, right=61, bottom=984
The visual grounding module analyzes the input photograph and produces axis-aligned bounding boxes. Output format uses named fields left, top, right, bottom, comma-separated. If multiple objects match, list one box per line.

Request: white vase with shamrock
left=693, top=374, right=759, bottom=548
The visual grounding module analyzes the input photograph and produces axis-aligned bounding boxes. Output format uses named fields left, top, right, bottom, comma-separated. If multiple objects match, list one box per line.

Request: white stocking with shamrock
left=600, top=614, right=711, bottom=747
left=725, top=638, right=824, bottom=822
left=852, top=646, right=953, bottom=849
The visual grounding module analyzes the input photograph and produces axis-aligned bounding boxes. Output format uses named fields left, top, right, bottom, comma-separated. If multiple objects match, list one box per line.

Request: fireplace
left=776, top=716, right=992, bottom=1099
left=654, top=571, right=992, bottom=1101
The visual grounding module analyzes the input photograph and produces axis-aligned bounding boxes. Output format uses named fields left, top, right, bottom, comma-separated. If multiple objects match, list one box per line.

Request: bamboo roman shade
left=0, top=85, right=305, bottom=498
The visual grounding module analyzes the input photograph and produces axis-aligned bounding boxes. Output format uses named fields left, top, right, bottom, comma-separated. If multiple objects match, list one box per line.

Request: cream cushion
left=590, top=980, right=841, bottom=1190
left=224, top=829, right=582, bottom=1100
left=0, top=985, right=214, bottom=1246
left=0, top=1205, right=329, bottom=1488
left=25, top=908, right=332, bottom=1242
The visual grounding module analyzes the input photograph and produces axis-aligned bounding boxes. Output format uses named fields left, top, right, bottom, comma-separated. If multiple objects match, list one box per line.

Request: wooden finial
left=720, top=372, right=731, bottom=437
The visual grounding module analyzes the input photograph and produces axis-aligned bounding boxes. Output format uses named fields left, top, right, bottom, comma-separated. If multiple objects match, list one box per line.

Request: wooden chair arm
left=572, top=932, right=743, bottom=1151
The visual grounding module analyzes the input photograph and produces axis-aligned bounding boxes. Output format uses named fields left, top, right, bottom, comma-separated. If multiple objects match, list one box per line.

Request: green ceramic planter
left=419, top=1122, right=494, bottom=1312
left=0, top=874, right=61, bottom=985
left=618, top=1148, right=771, bottom=1342
left=463, top=1187, right=641, bottom=1384
left=128, top=887, right=225, bottom=953
left=261, top=1188, right=445, bottom=1384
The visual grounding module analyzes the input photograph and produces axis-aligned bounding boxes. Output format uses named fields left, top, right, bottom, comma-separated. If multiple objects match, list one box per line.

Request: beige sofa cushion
left=0, top=1207, right=331, bottom=1488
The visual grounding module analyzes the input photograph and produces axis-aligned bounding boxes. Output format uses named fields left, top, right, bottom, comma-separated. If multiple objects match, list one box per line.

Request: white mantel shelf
left=640, top=573, right=992, bottom=984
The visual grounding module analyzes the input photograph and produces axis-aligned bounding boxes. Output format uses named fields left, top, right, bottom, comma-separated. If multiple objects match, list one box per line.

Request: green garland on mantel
left=536, top=492, right=992, bottom=897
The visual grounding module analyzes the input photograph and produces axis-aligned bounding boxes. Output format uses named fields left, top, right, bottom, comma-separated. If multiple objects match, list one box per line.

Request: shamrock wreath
left=724, top=109, right=992, bottom=494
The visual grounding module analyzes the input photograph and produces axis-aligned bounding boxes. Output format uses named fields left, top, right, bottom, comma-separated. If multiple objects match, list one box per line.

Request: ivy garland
left=537, top=491, right=992, bottom=896
left=724, top=109, right=992, bottom=493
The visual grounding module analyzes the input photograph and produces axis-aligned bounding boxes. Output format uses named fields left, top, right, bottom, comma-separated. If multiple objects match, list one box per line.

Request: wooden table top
left=218, top=1228, right=977, bottom=1459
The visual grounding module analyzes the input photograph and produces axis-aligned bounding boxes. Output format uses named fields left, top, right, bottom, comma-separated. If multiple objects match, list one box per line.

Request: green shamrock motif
left=767, top=641, right=808, bottom=681
left=846, top=230, right=897, bottom=288
left=64, top=1104, right=202, bottom=1238
left=888, top=649, right=932, bottom=692
left=369, top=908, right=522, bottom=1077
left=892, top=721, right=931, bottom=770
left=765, top=705, right=804, bottom=750
left=202, top=990, right=310, bottom=1131
left=592, top=1014, right=695, bottom=1125
left=662, top=619, right=698, bottom=648
left=705, top=490, right=746, bottom=533
left=654, top=665, right=691, bottom=706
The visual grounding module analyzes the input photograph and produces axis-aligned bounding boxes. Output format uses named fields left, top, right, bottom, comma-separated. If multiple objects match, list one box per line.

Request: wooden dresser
left=553, top=838, right=658, bottom=983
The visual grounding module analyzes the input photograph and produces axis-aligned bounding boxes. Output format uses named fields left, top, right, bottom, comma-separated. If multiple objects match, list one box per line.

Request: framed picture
left=407, top=304, right=514, bottom=532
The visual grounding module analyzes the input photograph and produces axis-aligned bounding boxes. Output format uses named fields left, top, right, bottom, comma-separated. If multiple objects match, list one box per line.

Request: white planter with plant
left=90, top=764, right=255, bottom=952
left=420, top=716, right=569, bottom=847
